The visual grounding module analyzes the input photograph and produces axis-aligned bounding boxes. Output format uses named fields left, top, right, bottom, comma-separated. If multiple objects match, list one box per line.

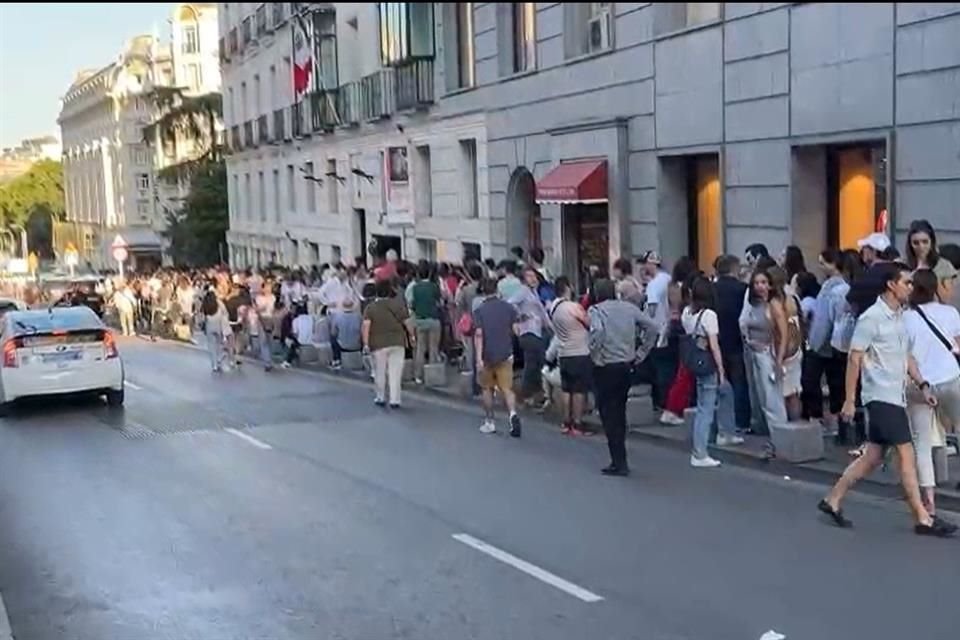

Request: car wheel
left=106, top=388, right=125, bottom=408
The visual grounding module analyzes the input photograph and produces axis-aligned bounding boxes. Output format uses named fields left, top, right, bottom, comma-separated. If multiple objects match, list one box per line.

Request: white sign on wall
left=384, top=146, right=413, bottom=226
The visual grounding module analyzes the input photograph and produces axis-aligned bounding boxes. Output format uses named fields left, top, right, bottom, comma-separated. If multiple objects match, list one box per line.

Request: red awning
left=535, top=160, right=608, bottom=204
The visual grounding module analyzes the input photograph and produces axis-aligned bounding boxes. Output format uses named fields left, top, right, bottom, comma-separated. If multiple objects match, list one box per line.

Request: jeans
left=649, top=345, right=678, bottom=410
left=518, top=333, right=545, bottom=396
left=692, top=373, right=737, bottom=458
left=745, top=348, right=787, bottom=437
left=722, top=351, right=751, bottom=431
left=594, top=362, right=633, bottom=469
left=414, top=318, right=441, bottom=379
left=206, top=330, right=225, bottom=370
left=374, top=345, right=406, bottom=405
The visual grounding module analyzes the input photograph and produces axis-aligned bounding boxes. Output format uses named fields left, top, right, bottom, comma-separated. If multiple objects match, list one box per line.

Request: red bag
left=457, top=312, right=473, bottom=337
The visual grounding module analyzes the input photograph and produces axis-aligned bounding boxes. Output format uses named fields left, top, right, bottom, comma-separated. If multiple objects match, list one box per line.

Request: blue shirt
left=850, top=297, right=909, bottom=407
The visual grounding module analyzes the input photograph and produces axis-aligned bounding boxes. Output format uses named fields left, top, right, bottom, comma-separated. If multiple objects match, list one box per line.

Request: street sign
left=112, top=246, right=128, bottom=263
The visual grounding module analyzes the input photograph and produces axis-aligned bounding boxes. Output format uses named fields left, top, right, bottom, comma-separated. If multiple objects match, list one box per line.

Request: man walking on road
left=473, top=278, right=522, bottom=437
left=818, top=262, right=957, bottom=537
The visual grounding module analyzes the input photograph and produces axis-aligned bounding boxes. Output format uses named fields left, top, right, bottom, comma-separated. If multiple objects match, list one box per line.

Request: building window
left=136, top=200, right=150, bottom=219
left=258, top=171, right=266, bottom=221
left=445, top=3, right=475, bottom=91
left=654, top=3, right=722, bottom=35
left=512, top=3, right=536, bottom=74
left=414, top=145, right=432, bottom=218
left=564, top=2, right=612, bottom=58
left=272, top=169, right=281, bottom=222
left=134, top=147, right=149, bottom=165
left=327, top=158, right=339, bottom=214
left=136, top=173, right=150, bottom=191
left=418, top=238, right=437, bottom=261
left=459, top=139, right=478, bottom=218
left=254, top=74, right=262, bottom=117
left=182, top=24, right=199, bottom=54
left=378, top=3, right=435, bottom=66
left=244, top=173, right=252, bottom=219
left=314, top=9, right=339, bottom=90
left=304, top=162, right=316, bottom=212
left=287, top=164, right=296, bottom=212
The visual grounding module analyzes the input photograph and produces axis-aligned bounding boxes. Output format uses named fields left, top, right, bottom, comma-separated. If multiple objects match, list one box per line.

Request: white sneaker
left=479, top=420, right=496, bottom=434
left=660, top=411, right=685, bottom=426
left=716, top=434, right=745, bottom=446
left=690, top=455, right=722, bottom=468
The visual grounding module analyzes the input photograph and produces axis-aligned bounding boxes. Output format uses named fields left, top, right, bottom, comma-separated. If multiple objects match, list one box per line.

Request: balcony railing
left=360, top=68, right=397, bottom=121
left=243, top=120, right=255, bottom=148
left=257, top=114, right=269, bottom=144
left=256, top=4, right=268, bottom=37
left=336, top=81, right=361, bottom=127
left=230, top=125, right=241, bottom=151
left=241, top=16, right=253, bottom=46
left=291, top=102, right=305, bottom=138
left=228, top=28, right=239, bottom=55
left=272, top=108, right=286, bottom=142
left=272, top=2, right=287, bottom=25
left=394, top=59, right=435, bottom=111
left=310, top=90, right=340, bottom=132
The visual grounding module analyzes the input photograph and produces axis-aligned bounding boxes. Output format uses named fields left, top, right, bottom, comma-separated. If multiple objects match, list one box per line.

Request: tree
left=162, top=160, right=228, bottom=267
left=143, top=87, right=227, bottom=265
left=0, top=160, right=64, bottom=228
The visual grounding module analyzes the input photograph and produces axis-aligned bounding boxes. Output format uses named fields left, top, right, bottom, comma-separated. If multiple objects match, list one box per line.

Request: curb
left=151, top=334, right=960, bottom=511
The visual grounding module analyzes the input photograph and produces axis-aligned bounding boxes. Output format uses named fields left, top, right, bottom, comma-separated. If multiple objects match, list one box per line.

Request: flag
left=292, top=14, right=313, bottom=97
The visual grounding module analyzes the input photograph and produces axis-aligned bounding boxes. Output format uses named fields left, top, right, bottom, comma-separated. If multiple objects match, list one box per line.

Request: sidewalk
left=165, top=329, right=960, bottom=510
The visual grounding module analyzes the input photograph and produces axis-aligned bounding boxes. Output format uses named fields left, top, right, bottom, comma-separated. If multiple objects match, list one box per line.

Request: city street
left=0, top=337, right=954, bottom=640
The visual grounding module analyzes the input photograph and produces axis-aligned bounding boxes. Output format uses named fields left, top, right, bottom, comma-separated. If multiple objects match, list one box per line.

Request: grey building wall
left=428, top=2, right=960, bottom=267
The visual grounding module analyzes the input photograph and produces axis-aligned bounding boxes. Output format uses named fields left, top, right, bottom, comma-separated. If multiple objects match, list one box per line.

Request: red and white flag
left=292, top=15, right=313, bottom=97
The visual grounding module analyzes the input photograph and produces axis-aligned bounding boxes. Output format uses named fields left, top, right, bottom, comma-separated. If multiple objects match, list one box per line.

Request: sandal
left=818, top=499, right=853, bottom=528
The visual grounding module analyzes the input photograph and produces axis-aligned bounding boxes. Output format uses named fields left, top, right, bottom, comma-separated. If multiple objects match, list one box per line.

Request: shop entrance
left=371, top=233, right=402, bottom=260
left=562, top=203, right=609, bottom=292
left=658, top=153, right=722, bottom=272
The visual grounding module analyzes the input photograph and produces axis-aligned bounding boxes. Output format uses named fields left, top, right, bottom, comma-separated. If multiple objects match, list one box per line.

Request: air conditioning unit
left=588, top=11, right=611, bottom=52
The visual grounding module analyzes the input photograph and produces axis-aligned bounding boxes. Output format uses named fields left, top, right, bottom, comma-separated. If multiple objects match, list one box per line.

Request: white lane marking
left=452, top=533, right=603, bottom=603
left=224, top=427, right=273, bottom=450
left=123, top=380, right=143, bottom=390
left=0, top=592, right=12, bottom=640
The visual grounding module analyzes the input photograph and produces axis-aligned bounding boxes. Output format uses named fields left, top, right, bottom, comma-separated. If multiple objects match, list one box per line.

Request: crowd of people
left=85, top=218, right=959, bottom=538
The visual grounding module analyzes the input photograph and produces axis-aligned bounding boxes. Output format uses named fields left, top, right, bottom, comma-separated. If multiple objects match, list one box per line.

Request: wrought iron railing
left=257, top=114, right=269, bottom=144
left=336, top=81, right=361, bottom=126
left=360, top=68, right=397, bottom=121
left=394, top=59, right=434, bottom=111
left=243, top=120, right=255, bottom=148
left=310, top=90, right=340, bottom=132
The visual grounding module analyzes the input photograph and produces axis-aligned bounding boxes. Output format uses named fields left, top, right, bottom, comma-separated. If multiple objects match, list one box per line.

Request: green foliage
left=0, top=160, right=65, bottom=228
left=162, top=159, right=228, bottom=267
left=142, top=88, right=224, bottom=184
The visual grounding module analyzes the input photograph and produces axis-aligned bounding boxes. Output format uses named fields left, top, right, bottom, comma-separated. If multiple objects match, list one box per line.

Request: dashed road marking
left=123, top=380, right=143, bottom=390
left=452, top=533, right=603, bottom=603
left=0, top=591, right=13, bottom=640
left=224, top=427, right=273, bottom=450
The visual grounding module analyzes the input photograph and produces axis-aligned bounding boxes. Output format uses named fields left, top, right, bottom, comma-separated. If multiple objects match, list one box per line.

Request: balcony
left=360, top=68, right=397, bottom=121
left=272, top=2, right=286, bottom=25
left=241, top=16, right=253, bottom=47
left=256, top=4, right=268, bottom=37
left=243, top=120, right=255, bottom=148
left=228, top=28, right=239, bottom=55
left=230, top=125, right=241, bottom=151
left=336, top=81, right=361, bottom=127
left=272, top=108, right=286, bottom=142
left=394, top=59, right=435, bottom=111
left=291, top=102, right=305, bottom=138
left=310, top=90, right=340, bottom=132
left=257, top=114, right=269, bottom=144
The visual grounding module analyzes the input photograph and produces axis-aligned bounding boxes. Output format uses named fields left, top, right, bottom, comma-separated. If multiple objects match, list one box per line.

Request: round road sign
left=113, top=246, right=128, bottom=263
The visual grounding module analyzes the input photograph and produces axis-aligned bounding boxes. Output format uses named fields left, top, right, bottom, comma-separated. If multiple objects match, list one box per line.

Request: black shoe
left=509, top=413, right=522, bottom=438
left=601, top=464, right=630, bottom=477
left=374, top=398, right=386, bottom=408
left=389, top=403, right=401, bottom=410
left=818, top=499, right=853, bottom=528
left=915, top=516, right=958, bottom=538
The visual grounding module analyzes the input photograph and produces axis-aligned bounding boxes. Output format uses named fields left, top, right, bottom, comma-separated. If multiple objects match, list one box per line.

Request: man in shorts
left=548, top=276, right=593, bottom=435
left=473, top=278, right=522, bottom=437
left=819, top=262, right=956, bottom=537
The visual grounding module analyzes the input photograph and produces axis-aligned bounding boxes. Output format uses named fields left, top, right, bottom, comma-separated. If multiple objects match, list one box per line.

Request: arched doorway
left=26, top=207, right=55, bottom=261
left=506, top=167, right=540, bottom=252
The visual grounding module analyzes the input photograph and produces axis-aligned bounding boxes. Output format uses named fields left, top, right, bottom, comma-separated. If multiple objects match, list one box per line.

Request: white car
left=0, top=297, right=25, bottom=317
left=0, top=307, right=124, bottom=415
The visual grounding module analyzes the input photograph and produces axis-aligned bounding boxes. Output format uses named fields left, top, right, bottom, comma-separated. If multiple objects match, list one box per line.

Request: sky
left=0, top=3, right=175, bottom=149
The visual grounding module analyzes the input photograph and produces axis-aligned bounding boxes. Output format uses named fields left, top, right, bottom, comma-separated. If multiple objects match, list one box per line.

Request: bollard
left=341, top=350, right=364, bottom=371
left=933, top=446, right=950, bottom=486
left=423, top=362, right=447, bottom=387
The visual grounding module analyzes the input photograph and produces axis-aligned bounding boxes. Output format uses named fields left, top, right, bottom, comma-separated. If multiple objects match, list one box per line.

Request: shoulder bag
left=914, top=306, right=960, bottom=367
left=679, top=310, right=717, bottom=377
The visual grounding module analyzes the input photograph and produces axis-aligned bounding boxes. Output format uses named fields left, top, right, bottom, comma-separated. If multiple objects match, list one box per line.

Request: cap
left=857, top=232, right=891, bottom=253
left=642, top=250, right=662, bottom=265
left=935, top=259, right=958, bottom=281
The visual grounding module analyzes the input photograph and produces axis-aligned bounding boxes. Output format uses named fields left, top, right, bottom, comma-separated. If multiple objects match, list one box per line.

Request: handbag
left=914, top=306, right=960, bottom=367
left=679, top=310, right=716, bottom=377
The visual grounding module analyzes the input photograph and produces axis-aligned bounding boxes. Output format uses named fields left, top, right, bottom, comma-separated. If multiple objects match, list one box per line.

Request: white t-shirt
left=645, top=270, right=671, bottom=346
left=681, top=307, right=719, bottom=339
left=292, top=314, right=314, bottom=344
left=904, top=303, right=960, bottom=386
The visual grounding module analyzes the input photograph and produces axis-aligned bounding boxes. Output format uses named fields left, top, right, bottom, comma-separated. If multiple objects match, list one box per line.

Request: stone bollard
left=456, top=371, right=475, bottom=398
left=341, top=350, right=364, bottom=371
left=299, top=343, right=319, bottom=364
left=770, top=420, right=825, bottom=462
left=626, top=394, right=654, bottom=427
left=424, top=362, right=447, bottom=387
left=313, top=316, right=330, bottom=344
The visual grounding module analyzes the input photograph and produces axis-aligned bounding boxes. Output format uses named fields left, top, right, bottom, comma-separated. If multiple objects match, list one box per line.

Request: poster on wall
left=384, top=146, right=413, bottom=226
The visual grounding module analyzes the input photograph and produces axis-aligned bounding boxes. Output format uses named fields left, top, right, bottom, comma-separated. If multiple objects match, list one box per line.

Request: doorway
left=658, top=153, right=722, bottom=271
left=354, top=208, right=367, bottom=265
left=507, top=167, right=541, bottom=251
left=562, top=203, right=609, bottom=291
left=371, top=234, right=402, bottom=260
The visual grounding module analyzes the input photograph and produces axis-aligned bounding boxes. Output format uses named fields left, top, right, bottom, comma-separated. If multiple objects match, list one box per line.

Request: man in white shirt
left=318, top=265, right=359, bottom=315
left=641, top=251, right=674, bottom=412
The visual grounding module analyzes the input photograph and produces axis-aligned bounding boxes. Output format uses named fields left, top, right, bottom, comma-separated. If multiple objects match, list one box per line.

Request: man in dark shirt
left=408, top=264, right=442, bottom=382
left=473, top=278, right=521, bottom=438
left=714, top=254, right=751, bottom=431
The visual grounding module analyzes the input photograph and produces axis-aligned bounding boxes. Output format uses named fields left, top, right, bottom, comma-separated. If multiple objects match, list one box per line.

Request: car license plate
left=41, top=350, right=81, bottom=364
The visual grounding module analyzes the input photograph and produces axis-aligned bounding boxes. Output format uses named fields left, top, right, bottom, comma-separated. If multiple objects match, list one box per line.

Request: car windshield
left=7, top=308, right=102, bottom=336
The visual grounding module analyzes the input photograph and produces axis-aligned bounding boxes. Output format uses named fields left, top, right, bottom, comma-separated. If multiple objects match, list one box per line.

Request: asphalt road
left=0, top=337, right=955, bottom=640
